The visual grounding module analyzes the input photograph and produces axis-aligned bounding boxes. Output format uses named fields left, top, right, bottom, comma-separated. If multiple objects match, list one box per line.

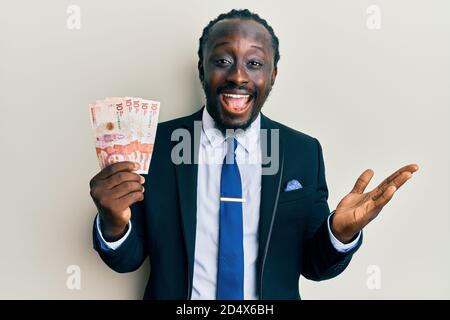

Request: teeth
left=222, top=93, right=250, bottom=99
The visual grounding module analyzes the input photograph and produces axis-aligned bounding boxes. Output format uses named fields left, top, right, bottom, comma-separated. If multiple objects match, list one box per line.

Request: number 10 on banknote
left=89, top=97, right=160, bottom=174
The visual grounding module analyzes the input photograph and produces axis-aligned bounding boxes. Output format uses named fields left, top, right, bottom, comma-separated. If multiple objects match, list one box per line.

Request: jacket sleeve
left=301, top=139, right=362, bottom=281
left=92, top=199, right=148, bottom=273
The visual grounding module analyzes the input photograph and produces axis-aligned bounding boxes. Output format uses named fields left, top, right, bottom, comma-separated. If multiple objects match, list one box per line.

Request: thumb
left=350, top=169, right=374, bottom=194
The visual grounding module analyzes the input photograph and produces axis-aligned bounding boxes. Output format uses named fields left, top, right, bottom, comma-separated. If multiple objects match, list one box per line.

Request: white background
left=1, top=0, right=449, bottom=299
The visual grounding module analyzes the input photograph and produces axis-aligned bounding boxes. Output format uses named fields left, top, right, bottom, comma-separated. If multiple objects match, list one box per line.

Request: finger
left=351, top=169, right=374, bottom=194
left=94, top=161, right=140, bottom=180
left=103, top=172, right=145, bottom=189
left=115, top=191, right=145, bottom=210
left=374, top=185, right=397, bottom=208
left=371, top=164, right=418, bottom=199
left=109, top=181, right=144, bottom=199
left=377, top=164, right=419, bottom=190
left=372, top=171, right=413, bottom=201
left=391, top=171, right=413, bottom=189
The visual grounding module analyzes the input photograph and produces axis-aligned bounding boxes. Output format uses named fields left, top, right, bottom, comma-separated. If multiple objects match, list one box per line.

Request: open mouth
left=219, top=93, right=253, bottom=116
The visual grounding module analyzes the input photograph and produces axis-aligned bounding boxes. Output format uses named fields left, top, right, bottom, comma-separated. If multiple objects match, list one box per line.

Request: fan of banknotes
left=89, top=97, right=160, bottom=174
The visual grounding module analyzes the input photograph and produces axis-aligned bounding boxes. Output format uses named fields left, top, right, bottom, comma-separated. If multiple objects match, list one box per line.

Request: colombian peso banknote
left=89, top=97, right=160, bottom=174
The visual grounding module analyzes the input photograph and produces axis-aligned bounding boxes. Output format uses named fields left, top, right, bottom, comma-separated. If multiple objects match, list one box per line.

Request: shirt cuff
left=327, top=211, right=361, bottom=253
left=95, top=214, right=132, bottom=251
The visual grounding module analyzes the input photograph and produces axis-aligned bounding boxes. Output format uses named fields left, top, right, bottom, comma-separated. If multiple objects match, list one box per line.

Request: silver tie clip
left=220, top=197, right=246, bottom=203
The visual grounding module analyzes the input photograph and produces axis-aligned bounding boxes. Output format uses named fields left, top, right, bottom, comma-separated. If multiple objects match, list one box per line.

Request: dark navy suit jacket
left=93, top=108, right=361, bottom=299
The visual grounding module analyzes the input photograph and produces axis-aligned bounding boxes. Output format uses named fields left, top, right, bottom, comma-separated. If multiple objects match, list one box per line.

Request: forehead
left=205, top=18, right=273, bottom=52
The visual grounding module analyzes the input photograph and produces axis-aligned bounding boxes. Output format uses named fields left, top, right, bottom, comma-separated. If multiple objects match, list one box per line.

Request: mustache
left=217, top=85, right=255, bottom=96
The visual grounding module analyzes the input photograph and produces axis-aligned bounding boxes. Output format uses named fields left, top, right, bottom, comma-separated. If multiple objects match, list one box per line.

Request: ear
left=198, top=60, right=204, bottom=83
left=270, top=66, right=278, bottom=86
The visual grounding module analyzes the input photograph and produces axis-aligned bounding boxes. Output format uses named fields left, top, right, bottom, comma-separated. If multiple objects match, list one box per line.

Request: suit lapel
left=174, top=108, right=203, bottom=299
left=258, top=114, right=285, bottom=297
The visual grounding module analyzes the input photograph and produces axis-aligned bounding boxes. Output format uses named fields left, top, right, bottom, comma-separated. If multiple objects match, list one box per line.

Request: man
left=89, top=9, right=418, bottom=300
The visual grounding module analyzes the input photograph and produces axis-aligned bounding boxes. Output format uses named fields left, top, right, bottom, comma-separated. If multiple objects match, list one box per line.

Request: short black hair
left=198, top=9, right=280, bottom=69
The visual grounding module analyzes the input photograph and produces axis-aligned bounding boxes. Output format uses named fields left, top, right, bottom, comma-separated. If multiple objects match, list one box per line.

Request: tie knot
left=224, top=138, right=238, bottom=164
left=228, top=137, right=238, bottom=154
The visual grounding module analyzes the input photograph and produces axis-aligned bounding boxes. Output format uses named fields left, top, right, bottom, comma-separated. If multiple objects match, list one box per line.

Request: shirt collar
left=201, top=107, right=260, bottom=154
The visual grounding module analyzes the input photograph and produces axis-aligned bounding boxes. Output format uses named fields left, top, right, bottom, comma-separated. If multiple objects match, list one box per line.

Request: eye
left=215, top=58, right=232, bottom=66
left=248, top=60, right=263, bottom=68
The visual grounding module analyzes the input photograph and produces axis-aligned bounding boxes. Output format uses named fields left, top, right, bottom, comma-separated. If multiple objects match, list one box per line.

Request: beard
left=202, top=82, right=271, bottom=133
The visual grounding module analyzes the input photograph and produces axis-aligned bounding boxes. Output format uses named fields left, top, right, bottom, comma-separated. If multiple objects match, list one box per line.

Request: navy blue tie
left=216, top=138, right=244, bottom=300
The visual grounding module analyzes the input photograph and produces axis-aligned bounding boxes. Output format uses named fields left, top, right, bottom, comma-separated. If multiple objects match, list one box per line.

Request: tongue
left=224, top=96, right=248, bottom=109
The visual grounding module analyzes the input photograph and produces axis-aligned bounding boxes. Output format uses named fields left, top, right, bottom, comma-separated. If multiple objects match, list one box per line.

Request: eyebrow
left=212, top=42, right=267, bottom=54
left=213, top=41, right=229, bottom=49
left=251, top=45, right=266, bottom=54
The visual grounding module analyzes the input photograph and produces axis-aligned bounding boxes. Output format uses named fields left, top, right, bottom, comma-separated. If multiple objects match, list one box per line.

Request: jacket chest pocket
left=275, top=187, right=316, bottom=230
left=277, top=186, right=315, bottom=205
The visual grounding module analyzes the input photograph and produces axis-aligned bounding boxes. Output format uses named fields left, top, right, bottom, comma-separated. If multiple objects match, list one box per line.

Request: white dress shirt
left=96, top=108, right=361, bottom=300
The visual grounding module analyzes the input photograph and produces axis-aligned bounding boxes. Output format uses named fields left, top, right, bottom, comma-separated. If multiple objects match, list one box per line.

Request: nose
left=226, top=62, right=249, bottom=86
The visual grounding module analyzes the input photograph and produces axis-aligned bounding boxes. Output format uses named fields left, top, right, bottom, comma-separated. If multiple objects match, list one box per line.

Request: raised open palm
left=331, top=164, right=419, bottom=243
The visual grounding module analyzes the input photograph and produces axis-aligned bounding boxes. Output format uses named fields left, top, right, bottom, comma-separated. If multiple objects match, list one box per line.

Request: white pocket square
left=284, top=179, right=303, bottom=192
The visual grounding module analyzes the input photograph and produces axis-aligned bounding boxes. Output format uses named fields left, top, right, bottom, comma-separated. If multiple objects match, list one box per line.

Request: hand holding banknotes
left=88, top=97, right=160, bottom=241
left=89, top=161, right=145, bottom=241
